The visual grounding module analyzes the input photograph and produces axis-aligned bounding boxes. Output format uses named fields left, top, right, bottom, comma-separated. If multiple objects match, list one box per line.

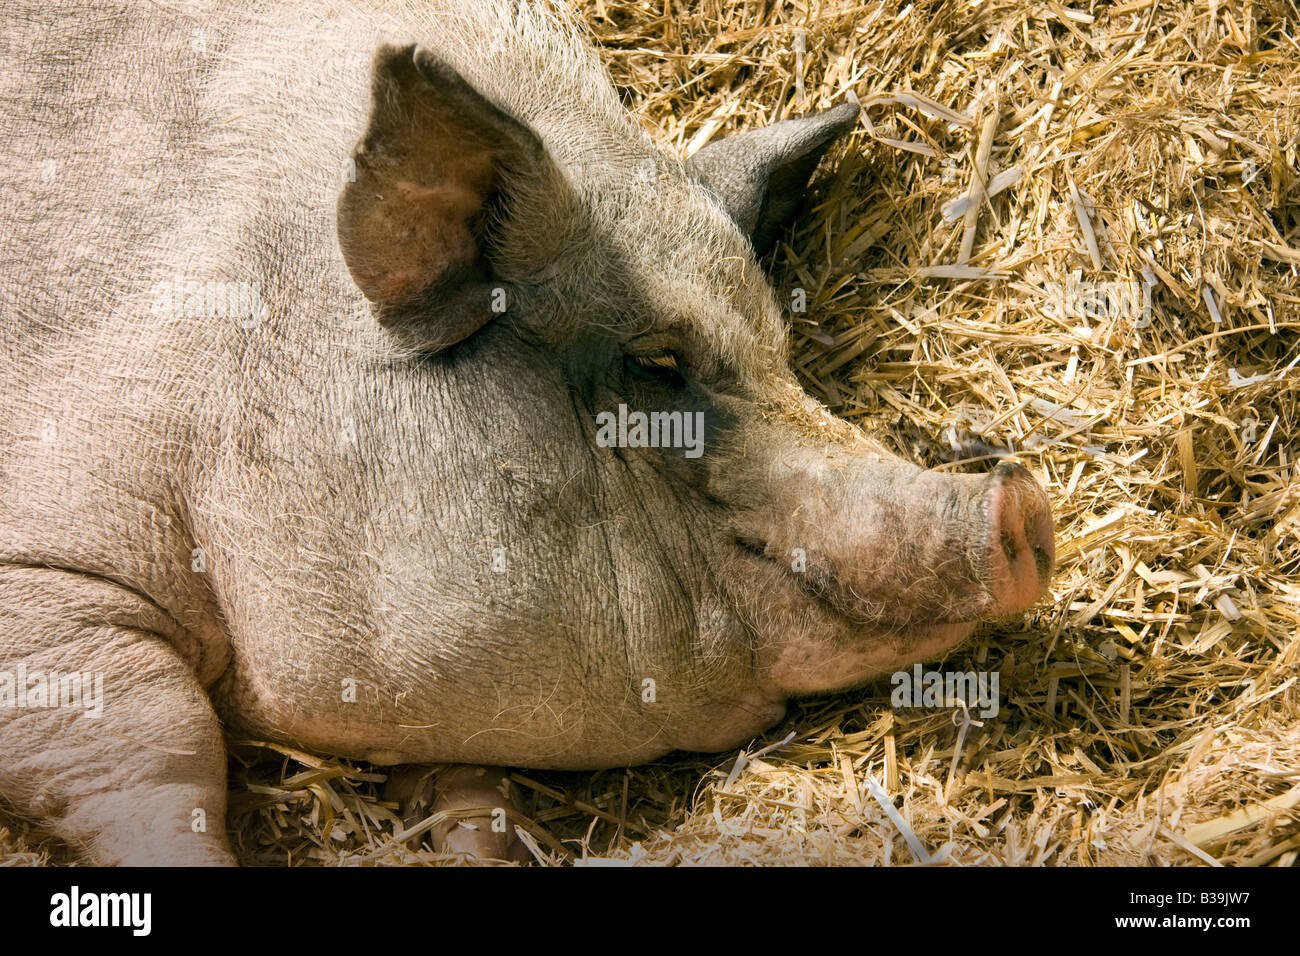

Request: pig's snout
left=738, top=451, right=1057, bottom=695
left=731, top=453, right=1055, bottom=631
left=980, top=460, right=1055, bottom=617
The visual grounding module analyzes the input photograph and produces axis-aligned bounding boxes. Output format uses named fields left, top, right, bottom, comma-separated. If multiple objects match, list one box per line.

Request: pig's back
left=0, top=3, right=213, bottom=361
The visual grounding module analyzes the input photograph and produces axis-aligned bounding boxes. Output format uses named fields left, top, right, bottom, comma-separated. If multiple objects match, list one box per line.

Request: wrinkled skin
left=0, top=1, right=1052, bottom=865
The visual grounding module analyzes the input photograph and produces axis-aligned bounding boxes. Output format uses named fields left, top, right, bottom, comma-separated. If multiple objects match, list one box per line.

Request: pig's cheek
left=761, top=617, right=979, bottom=696
left=743, top=554, right=979, bottom=694
left=741, top=560, right=875, bottom=692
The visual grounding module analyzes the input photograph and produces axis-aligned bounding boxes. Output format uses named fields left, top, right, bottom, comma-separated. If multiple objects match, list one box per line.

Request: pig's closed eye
left=625, top=350, right=684, bottom=386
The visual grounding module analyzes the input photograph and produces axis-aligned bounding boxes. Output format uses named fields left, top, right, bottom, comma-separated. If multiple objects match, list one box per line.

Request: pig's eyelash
left=624, top=349, right=685, bottom=384
left=629, top=351, right=679, bottom=371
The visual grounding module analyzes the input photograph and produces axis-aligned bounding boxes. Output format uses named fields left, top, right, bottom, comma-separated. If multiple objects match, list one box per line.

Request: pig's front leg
left=386, top=764, right=530, bottom=862
left=0, top=567, right=234, bottom=865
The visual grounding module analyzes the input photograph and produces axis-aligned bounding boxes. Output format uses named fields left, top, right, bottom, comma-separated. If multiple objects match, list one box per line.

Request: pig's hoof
left=385, top=764, right=529, bottom=864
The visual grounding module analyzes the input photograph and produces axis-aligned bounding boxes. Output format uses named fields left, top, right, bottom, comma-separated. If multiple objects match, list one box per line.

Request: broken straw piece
left=918, top=264, right=1009, bottom=279
left=722, top=730, right=796, bottom=791
left=942, top=165, right=1023, bottom=221
left=749, top=730, right=797, bottom=760
left=1026, top=396, right=1092, bottom=429
left=1202, top=285, right=1224, bottom=323
left=1183, top=783, right=1300, bottom=846
left=1228, top=367, right=1272, bottom=388
left=858, top=91, right=973, bottom=127
left=862, top=774, right=933, bottom=863
left=1069, top=178, right=1103, bottom=269
left=958, top=109, right=999, bottom=264
left=1212, top=592, right=1242, bottom=622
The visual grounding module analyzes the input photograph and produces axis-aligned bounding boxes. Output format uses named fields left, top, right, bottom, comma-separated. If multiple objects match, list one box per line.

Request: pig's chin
left=762, top=616, right=981, bottom=696
left=727, top=547, right=982, bottom=696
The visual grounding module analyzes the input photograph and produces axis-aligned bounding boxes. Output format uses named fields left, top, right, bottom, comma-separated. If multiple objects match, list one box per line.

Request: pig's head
left=333, top=45, right=1053, bottom=742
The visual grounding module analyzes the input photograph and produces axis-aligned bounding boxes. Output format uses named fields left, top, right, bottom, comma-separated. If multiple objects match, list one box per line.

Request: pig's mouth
left=733, top=534, right=986, bottom=632
left=727, top=534, right=989, bottom=694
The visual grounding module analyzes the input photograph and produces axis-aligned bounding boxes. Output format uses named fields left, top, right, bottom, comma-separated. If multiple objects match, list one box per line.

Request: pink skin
left=983, top=463, right=1057, bottom=615
left=385, top=765, right=529, bottom=862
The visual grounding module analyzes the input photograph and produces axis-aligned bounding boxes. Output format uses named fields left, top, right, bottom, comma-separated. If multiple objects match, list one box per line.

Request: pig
left=0, top=0, right=1053, bottom=865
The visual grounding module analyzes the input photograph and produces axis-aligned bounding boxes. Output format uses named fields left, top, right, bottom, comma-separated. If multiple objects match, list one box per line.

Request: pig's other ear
left=337, top=44, right=545, bottom=346
left=685, top=102, right=859, bottom=256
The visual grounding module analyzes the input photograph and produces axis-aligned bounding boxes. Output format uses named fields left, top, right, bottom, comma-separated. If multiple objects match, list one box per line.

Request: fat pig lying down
left=0, top=0, right=1052, bottom=864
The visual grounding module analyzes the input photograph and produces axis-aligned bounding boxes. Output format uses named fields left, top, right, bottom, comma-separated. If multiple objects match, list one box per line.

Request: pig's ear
left=337, top=44, right=545, bottom=345
left=685, top=102, right=859, bottom=255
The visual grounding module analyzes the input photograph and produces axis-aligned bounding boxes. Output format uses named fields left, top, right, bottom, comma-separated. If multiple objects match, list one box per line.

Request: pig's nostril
left=1028, top=504, right=1055, bottom=581
left=984, top=465, right=1054, bottom=616
left=1033, top=543, right=1051, bottom=581
left=1000, top=529, right=1019, bottom=564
